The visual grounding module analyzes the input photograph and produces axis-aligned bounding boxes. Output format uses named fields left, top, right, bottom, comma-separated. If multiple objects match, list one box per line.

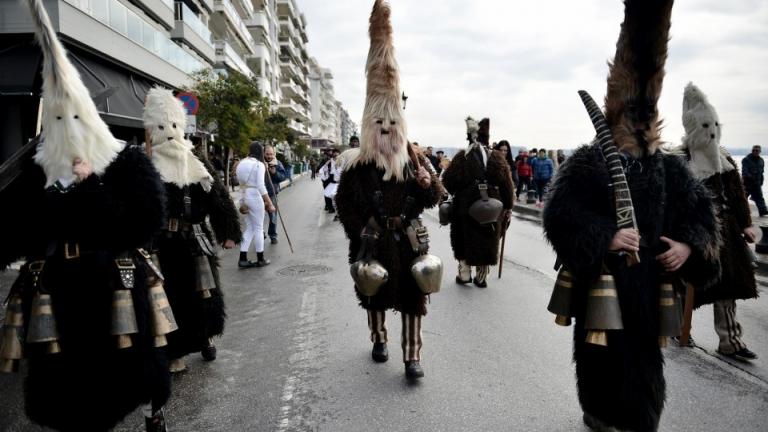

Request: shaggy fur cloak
left=543, top=145, right=720, bottom=431
left=336, top=151, right=443, bottom=316
left=442, top=146, right=515, bottom=265
left=0, top=146, right=170, bottom=431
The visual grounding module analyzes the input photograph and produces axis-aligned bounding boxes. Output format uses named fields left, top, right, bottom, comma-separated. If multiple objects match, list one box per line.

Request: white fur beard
left=353, top=125, right=409, bottom=182
left=152, top=139, right=212, bottom=191
left=34, top=123, right=122, bottom=187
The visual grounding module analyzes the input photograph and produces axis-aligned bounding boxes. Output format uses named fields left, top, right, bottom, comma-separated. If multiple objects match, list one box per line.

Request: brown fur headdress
left=604, top=0, right=674, bottom=157
left=350, top=0, right=410, bottom=182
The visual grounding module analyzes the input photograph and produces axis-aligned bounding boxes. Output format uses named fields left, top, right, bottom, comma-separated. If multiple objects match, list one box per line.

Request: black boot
left=256, top=252, right=271, bottom=267
left=238, top=252, right=256, bottom=269
left=201, top=339, right=217, bottom=361
left=372, top=342, right=388, bottom=363
left=145, top=409, right=167, bottom=432
left=404, top=360, right=424, bottom=379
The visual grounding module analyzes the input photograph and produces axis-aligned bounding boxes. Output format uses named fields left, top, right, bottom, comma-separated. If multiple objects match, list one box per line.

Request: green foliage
left=187, top=69, right=260, bottom=154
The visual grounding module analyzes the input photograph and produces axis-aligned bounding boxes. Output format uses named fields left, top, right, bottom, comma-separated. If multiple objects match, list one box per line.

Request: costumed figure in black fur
left=143, top=88, right=242, bottom=374
left=336, top=0, right=443, bottom=380
left=0, top=1, right=172, bottom=430
left=441, top=117, right=514, bottom=288
left=543, top=1, right=721, bottom=431
left=669, top=83, right=759, bottom=360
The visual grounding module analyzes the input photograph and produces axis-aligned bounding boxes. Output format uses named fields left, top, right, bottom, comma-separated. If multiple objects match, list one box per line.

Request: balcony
left=214, top=40, right=253, bottom=77
left=234, top=0, right=254, bottom=19
left=172, top=2, right=214, bottom=62
left=64, top=0, right=206, bottom=77
left=280, top=80, right=301, bottom=98
left=213, top=0, right=256, bottom=54
left=245, top=10, right=271, bottom=44
left=279, top=99, right=308, bottom=122
left=288, top=119, right=309, bottom=136
left=198, top=0, right=214, bottom=13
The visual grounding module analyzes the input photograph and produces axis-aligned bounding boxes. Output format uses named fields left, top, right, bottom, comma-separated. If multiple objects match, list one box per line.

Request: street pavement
left=1, top=176, right=767, bottom=431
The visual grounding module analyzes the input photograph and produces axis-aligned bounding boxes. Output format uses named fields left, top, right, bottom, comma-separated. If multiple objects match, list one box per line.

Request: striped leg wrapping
left=475, top=266, right=490, bottom=283
left=401, top=313, right=423, bottom=362
left=458, top=260, right=471, bottom=281
left=713, top=299, right=746, bottom=354
left=367, top=310, right=388, bottom=344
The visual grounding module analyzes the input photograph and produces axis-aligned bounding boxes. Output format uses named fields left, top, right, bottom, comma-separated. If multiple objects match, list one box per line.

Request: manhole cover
left=277, top=264, right=332, bottom=278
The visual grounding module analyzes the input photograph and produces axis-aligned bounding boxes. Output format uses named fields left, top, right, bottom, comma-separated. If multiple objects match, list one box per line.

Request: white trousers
left=240, top=197, right=265, bottom=253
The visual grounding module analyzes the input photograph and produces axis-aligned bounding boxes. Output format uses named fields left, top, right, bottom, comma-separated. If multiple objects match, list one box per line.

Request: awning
left=0, top=38, right=161, bottom=129
left=0, top=42, right=41, bottom=96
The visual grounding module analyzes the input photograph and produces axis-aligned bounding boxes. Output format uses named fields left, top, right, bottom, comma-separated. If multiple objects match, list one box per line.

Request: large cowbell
left=351, top=260, right=389, bottom=297
left=111, top=290, right=139, bottom=349
left=0, top=295, right=25, bottom=373
left=548, top=268, right=573, bottom=326
left=27, top=292, right=61, bottom=354
left=147, top=281, right=178, bottom=347
left=658, top=280, right=682, bottom=347
left=411, top=254, right=443, bottom=294
left=584, top=274, right=624, bottom=346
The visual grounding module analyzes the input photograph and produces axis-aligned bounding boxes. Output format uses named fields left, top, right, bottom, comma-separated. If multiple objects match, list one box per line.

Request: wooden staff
left=498, top=218, right=508, bottom=278
left=263, top=156, right=294, bottom=254
left=679, top=283, right=695, bottom=346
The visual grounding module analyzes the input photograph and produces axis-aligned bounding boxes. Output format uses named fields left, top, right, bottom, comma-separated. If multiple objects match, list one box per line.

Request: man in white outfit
left=236, top=141, right=275, bottom=268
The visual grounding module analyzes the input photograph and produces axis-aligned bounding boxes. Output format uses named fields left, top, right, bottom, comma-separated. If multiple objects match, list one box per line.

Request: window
left=109, top=0, right=126, bottom=35
left=91, top=0, right=109, bottom=23
left=126, top=11, right=142, bottom=43
left=142, top=22, right=155, bottom=51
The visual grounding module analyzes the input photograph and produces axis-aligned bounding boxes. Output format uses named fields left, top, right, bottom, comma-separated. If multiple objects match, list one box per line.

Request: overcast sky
left=299, top=0, right=768, bottom=150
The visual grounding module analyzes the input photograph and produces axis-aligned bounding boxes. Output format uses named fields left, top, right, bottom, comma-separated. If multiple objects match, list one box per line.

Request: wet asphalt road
left=1, top=175, right=768, bottom=431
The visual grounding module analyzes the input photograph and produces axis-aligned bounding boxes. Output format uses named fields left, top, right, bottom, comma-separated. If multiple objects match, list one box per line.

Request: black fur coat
left=695, top=163, right=758, bottom=306
left=543, top=144, right=720, bottom=432
left=0, top=146, right=170, bottom=431
left=154, top=165, right=241, bottom=360
left=336, top=156, right=443, bottom=316
left=441, top=147, right=515, bottom=265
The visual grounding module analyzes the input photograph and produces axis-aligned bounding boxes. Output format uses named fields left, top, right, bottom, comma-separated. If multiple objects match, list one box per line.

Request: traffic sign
left=177, top=92, right=199, bottom=115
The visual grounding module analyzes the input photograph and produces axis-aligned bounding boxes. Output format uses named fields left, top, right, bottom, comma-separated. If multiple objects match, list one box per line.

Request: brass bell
left=584, top=275, right=624, bottom=346
left=111, top=290, right=139, bottom=349
left=351, top=259, right=389, bottom=297
left=547, top=268, right=573, bottom=326
left=147, top=281, right=178, bottom=347
left=438, top=199, right=453, bottom=226
left=658, top=281, right=682, bottom=348
left=196, top=256, right=215, bottom=299
left=411, top=254, right=443, bottom=294
left=26, top=292, right=61, bottom=354
left=0, top=295, right=25, bottom=372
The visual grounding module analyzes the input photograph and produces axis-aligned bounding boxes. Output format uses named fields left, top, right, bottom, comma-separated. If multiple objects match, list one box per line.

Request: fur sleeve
left=101, top=146, right=166, bottom=251
left=0, top=159, right=45, bottom=269
left=489, top=150, right=515, bottom=209
left=336, top=166, right=372, bottom=263
left=723, top=169, right=752, bottom=230
left=199, top=156, right=242, bottom=243
left=440, top=150, right=467, bottom=196
left=663, top=155, right=721, bottom=287
left=543, top=145, right=617, bottom=281
left=414, top=153, right=444, bottom=209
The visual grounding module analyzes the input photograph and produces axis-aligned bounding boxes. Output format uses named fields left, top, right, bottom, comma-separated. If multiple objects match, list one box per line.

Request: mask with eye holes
left=25, top=0, right=123, bottom=187
left=143, top=87, right=212, bottom=190
left=351, top=0, right=410, bottom=182
left=680, top=82, right=731, bottom=179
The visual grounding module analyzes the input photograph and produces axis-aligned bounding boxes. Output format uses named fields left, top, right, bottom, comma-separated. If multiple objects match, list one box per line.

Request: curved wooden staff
left=578, top=90, right=640, bottom=266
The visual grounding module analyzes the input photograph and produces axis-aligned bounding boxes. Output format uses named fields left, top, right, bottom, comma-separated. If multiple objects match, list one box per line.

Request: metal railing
left=65, top=0, right=206, bottom=74
left=175, top=2, right=213, bottom=46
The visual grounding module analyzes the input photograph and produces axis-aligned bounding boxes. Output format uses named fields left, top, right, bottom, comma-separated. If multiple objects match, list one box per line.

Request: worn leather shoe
left=719, top=347, right=758, bottom=361
left=372, top=342, right=388, bottom=363
left=201, top=341, right=217, bottom=361
left=256, top=259, right=271, bottom=267
left=455, top=276, right=471, bottom=285
left=404, top=360, right=424, bottom=379
left=145, top=409, right=167, bottom=432
left=270, top=238, right=278, bottom=244
left=238, top=260, right=257, bottom=269
left=473, top=277, right=488, bottom=288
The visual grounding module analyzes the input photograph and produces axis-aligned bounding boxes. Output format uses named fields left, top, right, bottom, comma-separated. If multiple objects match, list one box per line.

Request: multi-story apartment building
left=308, top=57, right=339, bottom=148
left=336, top=103, right=356, bottom=147
left=0, top=0, right=346, bottom=164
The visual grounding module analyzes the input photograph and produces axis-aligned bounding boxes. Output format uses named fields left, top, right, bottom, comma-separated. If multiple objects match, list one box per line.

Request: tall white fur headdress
left=680, top=82, right=732, bottom=178
left=143, top=87, right=212, bottom=190
left=25, top=0, right=122, bottom=187
left=349, top=0, right=410, bottom=182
